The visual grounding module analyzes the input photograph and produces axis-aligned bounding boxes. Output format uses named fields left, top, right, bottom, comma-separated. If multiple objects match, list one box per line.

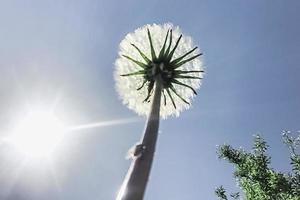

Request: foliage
left=215, top=131, right=300, bottom=200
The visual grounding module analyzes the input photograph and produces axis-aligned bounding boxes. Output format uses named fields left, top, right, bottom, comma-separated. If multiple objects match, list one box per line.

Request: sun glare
left=2, top=105, right=139, bottom=161
left=5, top=110, right=65, bottom=159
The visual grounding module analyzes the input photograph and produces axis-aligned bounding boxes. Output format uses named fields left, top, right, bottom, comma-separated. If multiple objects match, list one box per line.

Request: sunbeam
left=2, top=111, right=140, bottom=161
left=68, top=117, right=140, bottom=132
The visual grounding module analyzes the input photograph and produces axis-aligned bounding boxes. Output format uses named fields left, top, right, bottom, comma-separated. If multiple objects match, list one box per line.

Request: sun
left=2, top=105, right=139, bottom=161
left=5, top=109, right=66, bottom=159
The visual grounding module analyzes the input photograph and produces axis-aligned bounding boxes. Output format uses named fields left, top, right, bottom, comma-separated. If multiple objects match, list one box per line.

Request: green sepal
left=164, top=29, right=173, bottom=57
left=147, top=28, right=157, bottom=61
left=170, top=84, right=190, bottom=105
left=170, top=47, right=198, bottom=65
left=174, top=53, right=202, bottom=69
left=122, top=55, right=148, bottom=69
left=162, top=89, right=167, bottom=106
left=158, top=30, right=170, bottom=60
left=131, top=43, right=151, bottom=64
left=166, top=88, right=176, bottom=109
left=137, top=80, right=147, bottom=90
left=171, top=79, right=197, bottom=95
left=175, top=75, right=202, bottom=79
left=166, top=34, right=182, bottom=62
left=120, top=70, right=146, bottom=77
left=175, top=70, right=204, bottom=74
left=143, top=80, right=154, bottom=102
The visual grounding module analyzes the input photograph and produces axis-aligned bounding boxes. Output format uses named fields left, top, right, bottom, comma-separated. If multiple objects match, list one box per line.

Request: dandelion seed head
left=114, top=23, right=204, bottom=118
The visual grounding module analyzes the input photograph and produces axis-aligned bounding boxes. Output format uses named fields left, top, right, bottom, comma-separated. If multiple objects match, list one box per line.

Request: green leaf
left=215, top=186, right=228, bottom=200
left=216, top=133, right=300, bottom=200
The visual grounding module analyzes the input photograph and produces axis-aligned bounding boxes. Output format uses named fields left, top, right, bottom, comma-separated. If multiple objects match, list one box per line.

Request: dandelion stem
left=117, top=77, right=162, bottom=200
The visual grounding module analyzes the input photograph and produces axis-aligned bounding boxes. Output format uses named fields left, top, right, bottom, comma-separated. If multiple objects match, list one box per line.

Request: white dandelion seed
left=114, top=23, right=204, bottom=118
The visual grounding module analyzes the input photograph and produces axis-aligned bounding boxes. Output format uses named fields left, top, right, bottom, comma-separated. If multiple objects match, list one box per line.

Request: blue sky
left=0, top=0, right=300, bottom=199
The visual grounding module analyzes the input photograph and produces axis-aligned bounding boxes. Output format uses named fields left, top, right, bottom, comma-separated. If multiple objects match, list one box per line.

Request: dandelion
left=115, top=23, right=204, bottom=200
left=115, top=23, right=204, bottom=118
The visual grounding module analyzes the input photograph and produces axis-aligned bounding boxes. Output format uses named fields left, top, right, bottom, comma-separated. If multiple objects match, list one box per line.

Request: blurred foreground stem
left=117, top=77, right=162, bottom=200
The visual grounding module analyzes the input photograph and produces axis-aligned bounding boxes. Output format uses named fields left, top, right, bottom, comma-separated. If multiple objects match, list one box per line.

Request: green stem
left=117, top=77, right=162, bottom=200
